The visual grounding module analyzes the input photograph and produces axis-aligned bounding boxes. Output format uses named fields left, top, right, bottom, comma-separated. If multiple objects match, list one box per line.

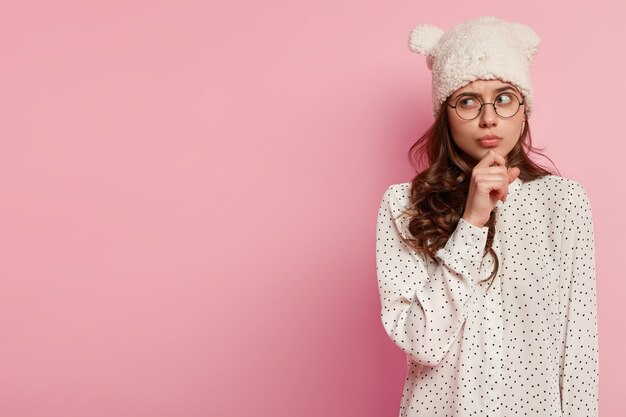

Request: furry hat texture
left=408, top=16, right=540, bottom=118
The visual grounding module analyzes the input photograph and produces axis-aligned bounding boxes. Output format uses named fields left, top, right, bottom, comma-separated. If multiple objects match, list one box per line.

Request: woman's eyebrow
left=453, top=86, right=517, bottom=99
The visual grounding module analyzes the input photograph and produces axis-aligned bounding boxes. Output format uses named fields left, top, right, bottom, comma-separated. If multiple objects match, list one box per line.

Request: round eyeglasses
left=447, top=92, right=525, bottom=120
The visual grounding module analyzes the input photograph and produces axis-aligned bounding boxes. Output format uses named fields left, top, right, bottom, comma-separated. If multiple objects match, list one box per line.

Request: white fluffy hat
left=408, top=16, right=540, bottom=118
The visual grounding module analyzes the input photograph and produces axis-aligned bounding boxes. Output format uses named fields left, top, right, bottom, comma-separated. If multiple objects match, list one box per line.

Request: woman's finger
left=475, top=150, right=506, bottom=169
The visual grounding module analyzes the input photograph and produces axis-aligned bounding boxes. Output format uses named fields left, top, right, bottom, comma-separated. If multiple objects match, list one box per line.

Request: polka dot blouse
left=375, top=175, right=599, bottom=416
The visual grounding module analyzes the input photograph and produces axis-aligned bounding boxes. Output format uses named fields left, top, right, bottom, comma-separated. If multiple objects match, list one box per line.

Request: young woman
left=375, top=16, right=599, bottom=417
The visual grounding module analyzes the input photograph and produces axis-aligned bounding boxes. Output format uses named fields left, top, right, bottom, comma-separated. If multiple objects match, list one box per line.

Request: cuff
left=434, top=217, right=489, bottom=278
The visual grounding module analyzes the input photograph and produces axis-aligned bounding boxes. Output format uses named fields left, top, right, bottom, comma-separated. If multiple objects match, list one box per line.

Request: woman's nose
left=479, top=103, right=498, bottom=126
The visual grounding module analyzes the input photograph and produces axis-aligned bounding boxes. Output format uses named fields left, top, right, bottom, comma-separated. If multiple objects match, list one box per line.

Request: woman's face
left=446, top=79, right=526, bottom=166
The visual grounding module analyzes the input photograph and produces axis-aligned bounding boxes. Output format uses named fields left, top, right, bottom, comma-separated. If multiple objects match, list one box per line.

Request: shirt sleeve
left=375, top=184, right=489, bottom=366
left=558, top=182, right=599, bottom=417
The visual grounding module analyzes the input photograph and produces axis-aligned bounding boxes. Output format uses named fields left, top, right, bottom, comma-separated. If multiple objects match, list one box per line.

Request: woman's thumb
left=507, top=166, right=521, bottom=181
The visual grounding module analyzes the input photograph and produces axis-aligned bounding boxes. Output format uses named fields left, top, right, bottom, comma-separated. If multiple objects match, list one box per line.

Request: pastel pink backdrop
left=0, top=1, right=622, bottom=416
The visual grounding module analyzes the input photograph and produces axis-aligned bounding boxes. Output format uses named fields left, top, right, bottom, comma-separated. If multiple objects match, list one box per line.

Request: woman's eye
left=496, top=94, right=513, bottom=104
left=459, top=97, right=478, bottom=107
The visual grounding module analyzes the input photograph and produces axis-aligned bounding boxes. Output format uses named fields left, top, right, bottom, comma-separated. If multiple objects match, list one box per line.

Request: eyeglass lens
left=454, top=93, right=521, bottom=119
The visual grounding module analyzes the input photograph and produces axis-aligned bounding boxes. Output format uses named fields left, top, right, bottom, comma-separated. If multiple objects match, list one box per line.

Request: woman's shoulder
left=523, top=174, right=591, bottom=201
left=383, top=181, right=413, bottom=201
left=380, top=181, right=412, bottom=213
left=524, top=174, right=586, bottom=194
left=384, top=181, right=412, bottom=194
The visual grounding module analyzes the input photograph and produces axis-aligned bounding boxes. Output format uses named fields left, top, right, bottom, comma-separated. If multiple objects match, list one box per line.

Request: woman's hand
left=462, top=150, right=520, bottom=228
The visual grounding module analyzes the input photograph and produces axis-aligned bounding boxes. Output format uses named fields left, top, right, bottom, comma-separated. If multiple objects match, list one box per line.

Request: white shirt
left=375, top=175, right=599, bottom=417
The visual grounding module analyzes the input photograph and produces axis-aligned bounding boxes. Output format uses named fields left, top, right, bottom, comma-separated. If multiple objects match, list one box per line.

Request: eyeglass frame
left=447, top=92, right=525, bottom=120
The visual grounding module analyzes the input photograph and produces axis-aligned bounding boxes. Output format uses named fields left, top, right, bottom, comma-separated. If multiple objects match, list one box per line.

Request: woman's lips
left=478, top=136, right=502, bottom=147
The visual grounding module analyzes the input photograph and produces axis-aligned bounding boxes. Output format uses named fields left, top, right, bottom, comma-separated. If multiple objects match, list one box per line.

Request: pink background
left=0, top=1, right=623, bottom=416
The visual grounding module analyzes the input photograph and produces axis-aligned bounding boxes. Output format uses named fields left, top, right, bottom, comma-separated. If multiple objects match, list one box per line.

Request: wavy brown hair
left=396, top=95, right=560, bottom=291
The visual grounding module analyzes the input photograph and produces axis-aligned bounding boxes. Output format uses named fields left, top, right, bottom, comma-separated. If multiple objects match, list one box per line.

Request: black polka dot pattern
left=375, top=175, right=599, bottom=416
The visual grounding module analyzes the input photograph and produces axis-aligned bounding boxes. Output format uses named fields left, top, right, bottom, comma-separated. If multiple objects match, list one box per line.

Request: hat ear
left=509, top=22, right=541, bottom=61
left=408, top=24, right=445, bottom=57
